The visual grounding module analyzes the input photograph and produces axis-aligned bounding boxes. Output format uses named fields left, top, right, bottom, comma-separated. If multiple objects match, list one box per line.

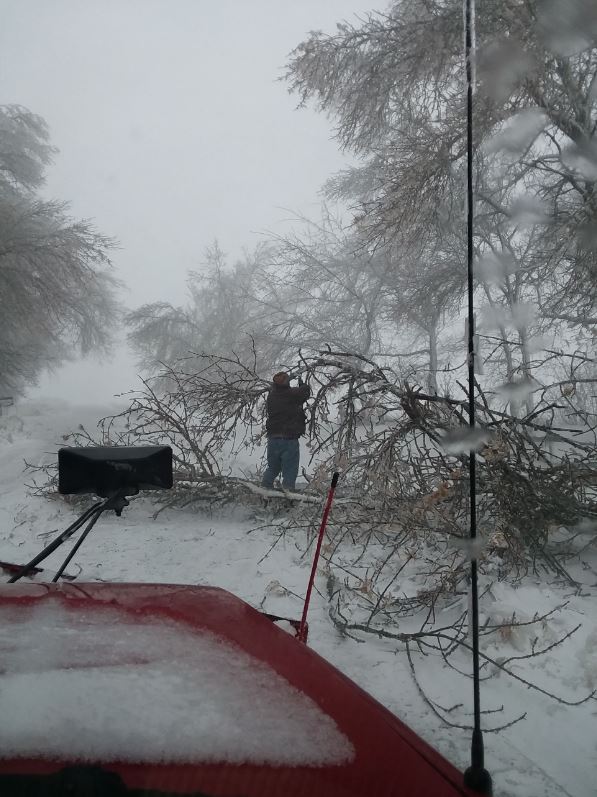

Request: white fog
left=1, top=2, right=596, bottom=796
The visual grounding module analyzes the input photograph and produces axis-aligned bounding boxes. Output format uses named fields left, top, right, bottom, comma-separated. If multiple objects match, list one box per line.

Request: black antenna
left=462, top=0, right=492, bottom=793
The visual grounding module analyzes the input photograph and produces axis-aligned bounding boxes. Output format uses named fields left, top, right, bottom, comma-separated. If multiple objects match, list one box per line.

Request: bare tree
left=0, top=105, right=121, bottom=394
left=126, top=242, right=270, bottom=371
left=284, top=0, right=597, bottom=433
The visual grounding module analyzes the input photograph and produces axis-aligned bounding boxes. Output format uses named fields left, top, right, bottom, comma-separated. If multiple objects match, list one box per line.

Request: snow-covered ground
left=0, top=400, right=595, bottom=796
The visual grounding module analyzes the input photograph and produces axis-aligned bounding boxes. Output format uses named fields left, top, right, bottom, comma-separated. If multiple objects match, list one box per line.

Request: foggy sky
left=1, top=0, right=374, bottom=402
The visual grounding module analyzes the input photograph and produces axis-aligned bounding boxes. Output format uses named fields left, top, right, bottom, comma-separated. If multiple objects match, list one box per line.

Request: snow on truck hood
left=0, top=595, right=354, bottom=766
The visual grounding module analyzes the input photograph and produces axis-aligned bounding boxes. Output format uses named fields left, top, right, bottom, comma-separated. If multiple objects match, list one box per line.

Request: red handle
left=298, top=472, right=340, bottom=643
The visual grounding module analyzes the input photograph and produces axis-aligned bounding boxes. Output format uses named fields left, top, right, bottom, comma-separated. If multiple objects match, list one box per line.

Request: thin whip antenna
left=463, top=0, right=492, bottom=793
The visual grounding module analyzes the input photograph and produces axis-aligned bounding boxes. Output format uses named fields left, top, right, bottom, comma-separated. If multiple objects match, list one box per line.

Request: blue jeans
left=262, top=438, right=300, bottom=490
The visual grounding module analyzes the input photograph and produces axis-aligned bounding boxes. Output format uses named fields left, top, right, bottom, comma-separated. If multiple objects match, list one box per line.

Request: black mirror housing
left=58, top=446, right=173, bottom=497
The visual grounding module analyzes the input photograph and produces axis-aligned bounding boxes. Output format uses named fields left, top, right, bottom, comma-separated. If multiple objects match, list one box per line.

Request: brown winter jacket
left=266, top=382, right=311, bottom=438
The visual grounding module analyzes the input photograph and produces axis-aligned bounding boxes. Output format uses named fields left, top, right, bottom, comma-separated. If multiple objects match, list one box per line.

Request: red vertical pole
left=298, top=472, right=339, bottom=643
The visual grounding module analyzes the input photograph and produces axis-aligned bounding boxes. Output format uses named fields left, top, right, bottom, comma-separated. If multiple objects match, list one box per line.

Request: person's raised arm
left=289, top=380, right=310, bottom=401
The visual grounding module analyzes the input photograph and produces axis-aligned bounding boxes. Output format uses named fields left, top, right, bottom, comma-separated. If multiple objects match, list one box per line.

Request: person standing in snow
left=261, top=371, right=310, bottom=491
